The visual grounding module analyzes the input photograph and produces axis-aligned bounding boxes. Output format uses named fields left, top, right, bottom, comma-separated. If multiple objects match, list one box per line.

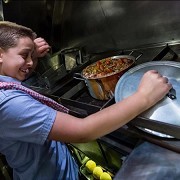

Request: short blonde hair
left=0, top=21, right=37, bottom=50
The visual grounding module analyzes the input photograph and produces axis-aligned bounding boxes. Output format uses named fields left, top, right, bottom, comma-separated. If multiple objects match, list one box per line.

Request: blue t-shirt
left=0, top=75, right=79, bottom=180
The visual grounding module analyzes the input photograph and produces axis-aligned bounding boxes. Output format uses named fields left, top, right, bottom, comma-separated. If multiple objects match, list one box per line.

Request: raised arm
left=31, top=37, right=51, bottom=71
left=48, top=70, right=172, bottom=143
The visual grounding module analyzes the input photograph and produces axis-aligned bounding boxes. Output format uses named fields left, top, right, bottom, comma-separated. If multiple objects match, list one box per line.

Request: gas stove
left=50, top=43, right=179, bottom=119
left=28, top=43, right=180, bottom=153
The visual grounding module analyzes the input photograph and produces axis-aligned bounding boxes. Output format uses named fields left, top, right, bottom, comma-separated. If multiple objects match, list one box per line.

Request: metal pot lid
left=115, top=61, right=180, bottom=129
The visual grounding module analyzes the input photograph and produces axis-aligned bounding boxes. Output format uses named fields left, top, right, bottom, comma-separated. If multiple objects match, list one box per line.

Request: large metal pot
left=74, top=54, right=141, bottom=100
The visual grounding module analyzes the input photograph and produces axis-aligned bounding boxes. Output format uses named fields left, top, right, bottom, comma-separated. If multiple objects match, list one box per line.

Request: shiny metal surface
left=3, top=1, right=180, bottom=56
left=50, top=1, right=180, bottom=54
left=114, top=142, right=180, bottom=180
left=115, top=61, right=180, bottom=127
left=0, top=0, right=4, bottom=20
left=2, top=0, right=54, bottom=46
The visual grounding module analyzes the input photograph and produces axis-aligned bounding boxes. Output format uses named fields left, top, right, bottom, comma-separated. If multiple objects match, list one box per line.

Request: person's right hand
left=34, top=37, right=51, bottom=58
left=137, top=70, right=172, bottom=108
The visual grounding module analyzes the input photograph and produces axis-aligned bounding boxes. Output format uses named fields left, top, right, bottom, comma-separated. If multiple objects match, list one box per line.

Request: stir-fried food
left=82, top=57, right=134, bottom=79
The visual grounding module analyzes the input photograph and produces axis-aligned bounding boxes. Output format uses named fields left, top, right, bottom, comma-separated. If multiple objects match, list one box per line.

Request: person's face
left=0, top=37, right=34, bottom=81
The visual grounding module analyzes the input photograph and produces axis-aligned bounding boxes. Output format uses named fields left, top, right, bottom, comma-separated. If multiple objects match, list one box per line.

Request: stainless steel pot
left=74, top=55, right=140, bottom=100
left=115, top=61, right=180, bottom=138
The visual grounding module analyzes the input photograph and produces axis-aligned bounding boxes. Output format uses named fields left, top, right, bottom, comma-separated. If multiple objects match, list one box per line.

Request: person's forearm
left=50, top=92, right=148, bottom=143
left=82, top=91, right=148, bottom=140
left=27, top=37, right=50, bottom=76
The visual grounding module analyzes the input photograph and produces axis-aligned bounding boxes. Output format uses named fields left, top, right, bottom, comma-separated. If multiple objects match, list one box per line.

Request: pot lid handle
left=167, top=88, right=176, bottom=100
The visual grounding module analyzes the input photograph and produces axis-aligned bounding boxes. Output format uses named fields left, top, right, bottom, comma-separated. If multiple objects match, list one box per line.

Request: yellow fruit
left=93, top=166, right=103, bottom=179
left=85, top=160, right=96, bottom=173
left=100, top=172, right=112, bottom=180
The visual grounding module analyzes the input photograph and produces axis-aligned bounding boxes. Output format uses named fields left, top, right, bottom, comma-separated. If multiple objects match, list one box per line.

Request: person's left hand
left=26, top=37, right=51, bottom=77
left=34, top=37, right=51, bottom=58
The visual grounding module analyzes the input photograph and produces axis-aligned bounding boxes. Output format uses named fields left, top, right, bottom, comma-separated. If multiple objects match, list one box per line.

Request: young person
left=0, top=21, right=172, bottom=180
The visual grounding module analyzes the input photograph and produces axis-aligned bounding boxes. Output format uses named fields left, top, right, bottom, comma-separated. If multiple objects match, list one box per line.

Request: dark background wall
left=2, top=0, right=54, bottom=47
left=2, top=0, right=180, bottom=55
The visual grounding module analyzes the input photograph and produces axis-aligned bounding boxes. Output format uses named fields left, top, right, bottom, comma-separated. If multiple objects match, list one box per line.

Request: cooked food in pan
left=82, top=57, right=134, bottom=79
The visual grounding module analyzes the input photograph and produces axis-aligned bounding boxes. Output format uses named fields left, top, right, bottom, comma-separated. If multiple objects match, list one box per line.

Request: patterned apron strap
left=0, top=82, right=69, bottom=113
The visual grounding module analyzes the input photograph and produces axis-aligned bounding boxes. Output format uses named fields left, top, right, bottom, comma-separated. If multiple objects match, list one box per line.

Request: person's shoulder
left=0, top=88, right=24, bottom=103
left=0, top=88, right=41, bottom=111
left=1, top=88, right=32, bottom=100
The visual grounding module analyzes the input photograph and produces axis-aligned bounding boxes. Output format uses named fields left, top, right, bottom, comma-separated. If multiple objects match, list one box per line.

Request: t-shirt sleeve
left=0, top=91, right=57, bottom=145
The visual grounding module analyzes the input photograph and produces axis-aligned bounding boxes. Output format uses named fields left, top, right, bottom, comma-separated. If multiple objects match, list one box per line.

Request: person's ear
left=0, top=48, right=4, bottom=63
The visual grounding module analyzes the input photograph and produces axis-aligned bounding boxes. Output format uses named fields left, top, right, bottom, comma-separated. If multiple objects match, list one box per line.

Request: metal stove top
left=27, top=43, right=180, bottom=153
left=50, top=43, right=180, bottom=115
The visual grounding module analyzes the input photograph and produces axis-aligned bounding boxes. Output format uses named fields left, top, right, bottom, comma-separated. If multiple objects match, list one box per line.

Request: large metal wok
left=115, top=61, right=180, bottom=138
